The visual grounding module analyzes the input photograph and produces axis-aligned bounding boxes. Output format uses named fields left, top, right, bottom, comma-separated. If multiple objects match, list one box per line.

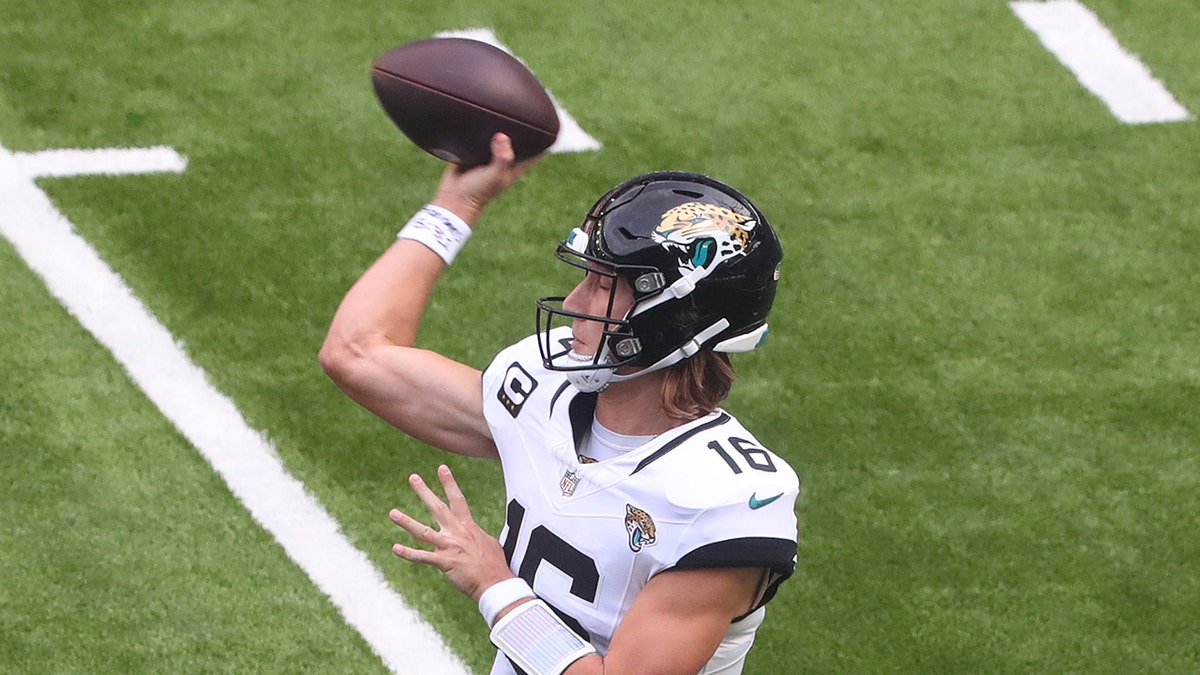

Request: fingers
left=388, top=467, right=471, bottom=558
left=489, top=133, right=516, bottom=165
left=447, top=133, right=515, bottom=175
left=392, top=541, right=442, bottom=566
left=430, top=133, right=538, bottom=224
left=389, top=507, right=444, bottom=569
left=389, top=507, right=449, bottom=548
left=404, top=466, right=474, bottom=528
left=408, top=471, right=456, bottom=523
left=491, top=133, right=544, bottom=171
left=476, top=133, right=527, bottom=181
left=436, top=464, right=474, bottom=519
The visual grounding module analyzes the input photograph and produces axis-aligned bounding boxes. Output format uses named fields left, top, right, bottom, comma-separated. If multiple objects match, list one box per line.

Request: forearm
left=323, top=133, right=526, bottom=363
left=322, top=236, right=446, bottom=357
left=478, top=567, right=762, bottom=675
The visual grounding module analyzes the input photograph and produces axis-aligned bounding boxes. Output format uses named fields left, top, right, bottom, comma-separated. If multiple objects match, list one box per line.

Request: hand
left=432, top=133, right=541, bottom=225
left=389, top=464, right=514, bottom=601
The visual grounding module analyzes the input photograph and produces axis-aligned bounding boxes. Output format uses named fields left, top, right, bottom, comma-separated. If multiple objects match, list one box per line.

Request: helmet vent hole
left=617, top=226, right=649, bottom=241
left=672, top=189, right=704, bottom=199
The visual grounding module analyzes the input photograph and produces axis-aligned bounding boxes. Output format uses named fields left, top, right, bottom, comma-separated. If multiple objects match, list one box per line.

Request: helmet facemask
left=536, top=227, right=653, bottom=392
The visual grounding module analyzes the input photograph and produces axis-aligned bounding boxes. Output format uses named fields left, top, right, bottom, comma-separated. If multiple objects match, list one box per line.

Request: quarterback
left=320, top=134, right=800, bottom=675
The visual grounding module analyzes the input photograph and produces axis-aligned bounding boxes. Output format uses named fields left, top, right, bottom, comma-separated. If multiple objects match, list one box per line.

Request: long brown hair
left=660, top=351, right=736, bottom=421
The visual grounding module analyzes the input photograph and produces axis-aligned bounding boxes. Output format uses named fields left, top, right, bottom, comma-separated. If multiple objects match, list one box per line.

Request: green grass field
left=3, top=0, right=1198, bottom=672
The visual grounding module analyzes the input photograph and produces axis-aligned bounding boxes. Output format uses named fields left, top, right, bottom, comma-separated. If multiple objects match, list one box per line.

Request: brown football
left=371, top=37, right=560, bottom=166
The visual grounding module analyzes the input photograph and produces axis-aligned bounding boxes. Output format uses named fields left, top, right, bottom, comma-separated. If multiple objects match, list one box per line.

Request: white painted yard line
left=1011, top=0, right=1192, bottom=124
left=10, top=146, right=187, bottom=177
left=436, top=27, right=604, bottom=154
left=0, top=141, right=470, bottom=675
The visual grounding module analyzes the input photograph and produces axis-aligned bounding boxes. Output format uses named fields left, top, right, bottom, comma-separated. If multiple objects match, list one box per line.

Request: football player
left=321, top=134, right=799, bottom=675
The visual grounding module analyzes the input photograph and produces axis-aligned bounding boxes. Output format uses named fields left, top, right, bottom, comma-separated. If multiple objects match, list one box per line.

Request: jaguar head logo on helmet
left=653, top=200, right=758, bottom=276
left=536, top=171, right=784, bottom=394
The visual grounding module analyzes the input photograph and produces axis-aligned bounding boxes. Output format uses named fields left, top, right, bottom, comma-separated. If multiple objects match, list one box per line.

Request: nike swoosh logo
left=748, top=492, right=784, bottom=509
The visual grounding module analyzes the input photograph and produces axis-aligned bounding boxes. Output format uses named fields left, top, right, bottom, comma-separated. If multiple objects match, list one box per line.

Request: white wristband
left=478, top=577, right=536, bottom=628
left=490, top=598, right=596, bottom=675
left=396, top=204, right=473, bottom=265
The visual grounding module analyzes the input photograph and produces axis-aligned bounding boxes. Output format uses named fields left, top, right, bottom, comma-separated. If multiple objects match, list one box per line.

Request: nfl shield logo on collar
left=560, top=469, right=580, bottom=496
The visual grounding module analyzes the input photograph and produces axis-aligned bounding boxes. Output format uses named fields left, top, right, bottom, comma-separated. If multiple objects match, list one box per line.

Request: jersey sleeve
left=480, top=331, right=562, bottom=427
left=480, top=338, right=524, bottom=406
left=671, top=483, right=798, bottom=572
left=659, top=433, right=800, bottom=610
left=480, top=330, right=576, bottom=468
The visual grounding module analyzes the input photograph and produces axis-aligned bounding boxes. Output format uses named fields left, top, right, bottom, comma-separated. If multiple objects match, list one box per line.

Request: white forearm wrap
left=489, top=599, right=596, bottom=675
left=477, top=577, right=536, bottom=628
left=396, top=204, right=473, bottom=265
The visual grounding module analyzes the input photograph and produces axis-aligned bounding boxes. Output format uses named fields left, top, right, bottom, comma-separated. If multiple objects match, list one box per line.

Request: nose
left=562, top=279, right=588, bottom=314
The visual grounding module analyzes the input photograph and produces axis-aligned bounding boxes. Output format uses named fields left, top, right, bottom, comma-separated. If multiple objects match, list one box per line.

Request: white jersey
left=481, top=331, right=800, bottom=674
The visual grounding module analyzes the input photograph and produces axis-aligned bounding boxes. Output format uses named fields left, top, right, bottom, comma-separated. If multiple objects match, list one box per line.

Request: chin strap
left=564, top=363, right=614, bottom=393
left=562, top=349, right=615, bottom=393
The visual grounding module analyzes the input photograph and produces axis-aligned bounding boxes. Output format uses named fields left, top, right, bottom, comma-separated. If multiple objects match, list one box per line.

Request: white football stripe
left=436, top=27, right=603, bottom=153
left=1011, top=0, right=1192, bottom=124
left=0, top=140, right=470, bottom=675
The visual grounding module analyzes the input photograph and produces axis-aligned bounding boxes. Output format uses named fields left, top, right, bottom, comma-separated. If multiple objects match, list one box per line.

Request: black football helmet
left=537, top=171, right=783, bottom=389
